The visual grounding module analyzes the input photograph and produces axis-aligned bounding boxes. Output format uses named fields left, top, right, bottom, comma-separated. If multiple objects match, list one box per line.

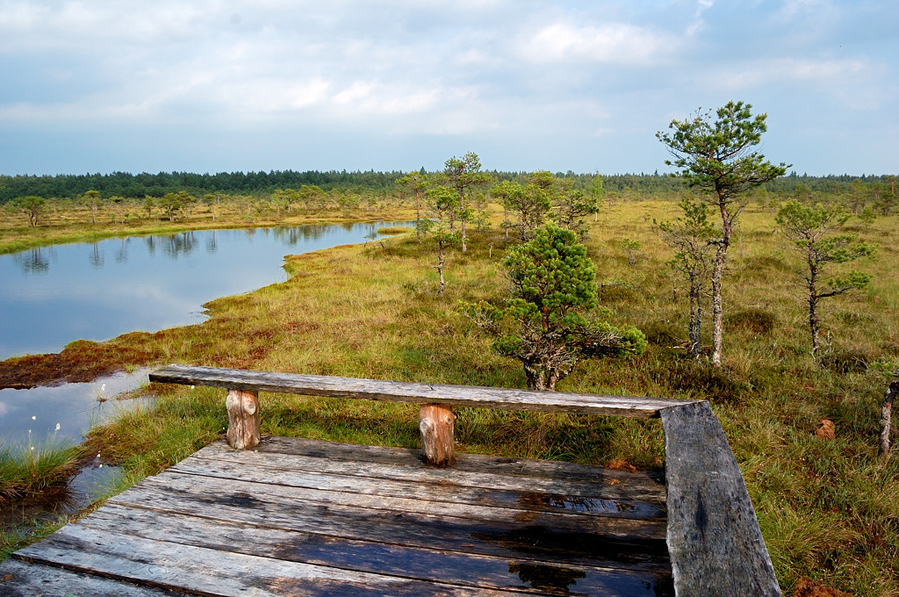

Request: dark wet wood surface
left=0, top=437, right=674, bottom=596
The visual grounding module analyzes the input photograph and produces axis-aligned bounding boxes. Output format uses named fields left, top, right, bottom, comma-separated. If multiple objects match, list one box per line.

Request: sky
left=0, top=0, right=896, bottom=177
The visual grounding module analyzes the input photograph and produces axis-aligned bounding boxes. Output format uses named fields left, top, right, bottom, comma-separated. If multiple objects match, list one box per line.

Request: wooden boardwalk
left=1, top=436, right=674, bottom=597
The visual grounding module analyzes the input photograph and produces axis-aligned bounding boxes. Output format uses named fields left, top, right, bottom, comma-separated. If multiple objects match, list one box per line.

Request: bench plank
left=149, top=365, right=690, bottom=417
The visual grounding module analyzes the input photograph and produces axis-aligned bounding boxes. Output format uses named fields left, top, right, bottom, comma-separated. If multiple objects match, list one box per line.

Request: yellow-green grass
left=3, top=197, right=898, bottom=595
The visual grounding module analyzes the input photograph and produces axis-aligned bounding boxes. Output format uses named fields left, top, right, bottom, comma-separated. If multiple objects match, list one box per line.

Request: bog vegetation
left=1, top=154, right=898, bottom=595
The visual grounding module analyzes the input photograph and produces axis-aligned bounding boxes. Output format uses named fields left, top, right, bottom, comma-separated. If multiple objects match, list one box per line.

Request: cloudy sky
left=1, top=0, right=896, bottom=176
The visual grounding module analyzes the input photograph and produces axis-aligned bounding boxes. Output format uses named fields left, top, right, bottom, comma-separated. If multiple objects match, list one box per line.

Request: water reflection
left=90, top=242, right=104, bottom=268
left=0, top=369, right=151, bottom=446
left=0, top=222, right=411, bottom=361
left=14, top=247, right=51, bottom=273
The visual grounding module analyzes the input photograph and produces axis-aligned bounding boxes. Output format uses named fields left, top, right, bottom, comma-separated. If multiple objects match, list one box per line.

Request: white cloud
left=520, top=21, right=678, bottom=66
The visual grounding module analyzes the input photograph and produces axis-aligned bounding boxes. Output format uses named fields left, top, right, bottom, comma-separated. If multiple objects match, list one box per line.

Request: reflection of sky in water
left=0, top=369, right=151, bottom=446
left=0, top=223, right=407, bottom=360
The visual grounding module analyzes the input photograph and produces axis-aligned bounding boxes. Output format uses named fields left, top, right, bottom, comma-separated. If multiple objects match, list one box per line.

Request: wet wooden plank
left=15, top=524, right=531, bottom=597
left=660, top=401, right=782, bottom=597
left=69, top=504, right=673, bottom=596
left=3, top=434, right=677, bottom=596
left=181, top=441, right=667, bottom=507
left=0, top=559, right=188, bottom=597
left=150, top=365, right=691, bottom=417
left=109, top=473, right=668, bottom=570
left=171, top=452, right=666, bottom=521
left=112, top=471, right=668, bottom=544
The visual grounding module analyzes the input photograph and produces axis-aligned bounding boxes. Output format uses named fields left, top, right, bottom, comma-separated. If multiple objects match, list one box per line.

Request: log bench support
left=225, top=389, right=260, bottom=450
left=419, top=404, right=455, bottom=467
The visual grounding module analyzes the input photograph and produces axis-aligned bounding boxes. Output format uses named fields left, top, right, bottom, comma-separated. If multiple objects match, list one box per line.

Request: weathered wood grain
left=70, top=504, right=673, bottom=596
left=251, top=435, right=667, bottom=488
left=0, top=558, right=188, bottom=597
left=111, top=471, right=668, bottom=542
left=5, top=435, right=675, bottom=595
left=171, top=450, right=666, bottom=520
left=149, top=365, right=691, bottom=417
left=15, top=524, right=533, bottom=597
left=420, top=404, right=455, bottom=466
left=660, top=401, right=782, bottom=597
left=183, top=442, right=667, bottom=505
left=108, top=478, right=668, bottom=571
left=225, top=388, right=260, bottom=449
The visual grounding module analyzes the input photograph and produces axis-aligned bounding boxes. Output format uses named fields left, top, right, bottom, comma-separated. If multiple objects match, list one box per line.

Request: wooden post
left=879, top=380, right=899, bottom=457
left=226, top=389, right=260, bottom=450
left=419, top=404, right=455, bottom=467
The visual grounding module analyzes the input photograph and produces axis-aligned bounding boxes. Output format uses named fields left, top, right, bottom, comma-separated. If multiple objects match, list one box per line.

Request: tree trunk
left=415, top=195, right=422, bottom=243
left=808, top=262, right=821, bottom=356
left=419, top=405, right=455, bottom=467
left=689, top=271, right=702, bottom=358
left=460, top=194, right=467, bottom=253
left=226, top=389, right=261, bottom=450
left=710, top=248, right=726, bottom=366
left=436, top=245, right=445, bottom=295
left=880, top=381, right=898, bottom=457
left=711, top=201, right=732, bottom=367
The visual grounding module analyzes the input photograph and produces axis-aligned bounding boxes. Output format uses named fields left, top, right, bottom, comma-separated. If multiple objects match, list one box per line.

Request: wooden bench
left=148, top=364, right=782, bottom=597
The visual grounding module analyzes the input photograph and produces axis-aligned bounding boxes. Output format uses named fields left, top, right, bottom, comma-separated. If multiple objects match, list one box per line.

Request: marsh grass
left=0, top=435, right=83, bottom=505
left=3, top=198, right=898, bottom=594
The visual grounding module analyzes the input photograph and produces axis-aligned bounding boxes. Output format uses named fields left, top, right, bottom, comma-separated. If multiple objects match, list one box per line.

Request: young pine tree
left=462, top=224, right=646, bottom=391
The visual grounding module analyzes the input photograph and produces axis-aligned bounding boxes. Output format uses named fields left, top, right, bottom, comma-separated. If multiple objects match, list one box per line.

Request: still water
left=1, top=222, right=404, bottom=361
left=0, top=222, right=407, bottom=445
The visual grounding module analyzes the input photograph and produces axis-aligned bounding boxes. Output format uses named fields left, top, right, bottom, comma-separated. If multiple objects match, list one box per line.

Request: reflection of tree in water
left=274, top=225, right=330, bottom=245
left=145, top=235, right=156, bottom=256
left=16, top=247, right=50, bottom=273
left=508, top=562, right=586, bottom=593
left=163, top=232, right=197, bottom=258
left=206, top=230, right=217, bottom=254
left=363, top=223, right=379, bottom=244
left=90, top=243, right=104, bottom=268
left=115, top=238, right=130, bottom=263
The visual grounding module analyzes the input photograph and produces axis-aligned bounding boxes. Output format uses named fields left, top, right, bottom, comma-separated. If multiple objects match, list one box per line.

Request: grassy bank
left=2, top=199, right=897, bottom=595
left=0, top=202, right=415, bottom=255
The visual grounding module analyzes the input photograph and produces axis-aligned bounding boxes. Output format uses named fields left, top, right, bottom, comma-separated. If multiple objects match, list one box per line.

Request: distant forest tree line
left=0, top=169, right=895, bottom=204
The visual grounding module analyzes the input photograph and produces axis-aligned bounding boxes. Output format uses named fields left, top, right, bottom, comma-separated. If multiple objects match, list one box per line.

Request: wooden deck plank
left=0, top=559, right=189, bottom=597
left=110, top=473, right=668, bottom=556
left=116, top=470, right=667, bottom=539
left=2, top=436, right=674, bottom=596
left=149, top=365, right=690, bottom=417
left=70, top=504, right=673, bottom=596
left=186, top=440, right=667, bottom=503
left=173, top=452, right=666, bottom=521
left=15, top=524, right=537, bottom=597
left=255, top=435, right=666, bottom=485
left=661, top=402, right=781, bottom=597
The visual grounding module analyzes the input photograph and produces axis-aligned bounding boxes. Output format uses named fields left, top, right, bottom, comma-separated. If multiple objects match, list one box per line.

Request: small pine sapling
left=462, top=224, right=646, bottom=391
left=776, top=200, right=875, bottom=356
